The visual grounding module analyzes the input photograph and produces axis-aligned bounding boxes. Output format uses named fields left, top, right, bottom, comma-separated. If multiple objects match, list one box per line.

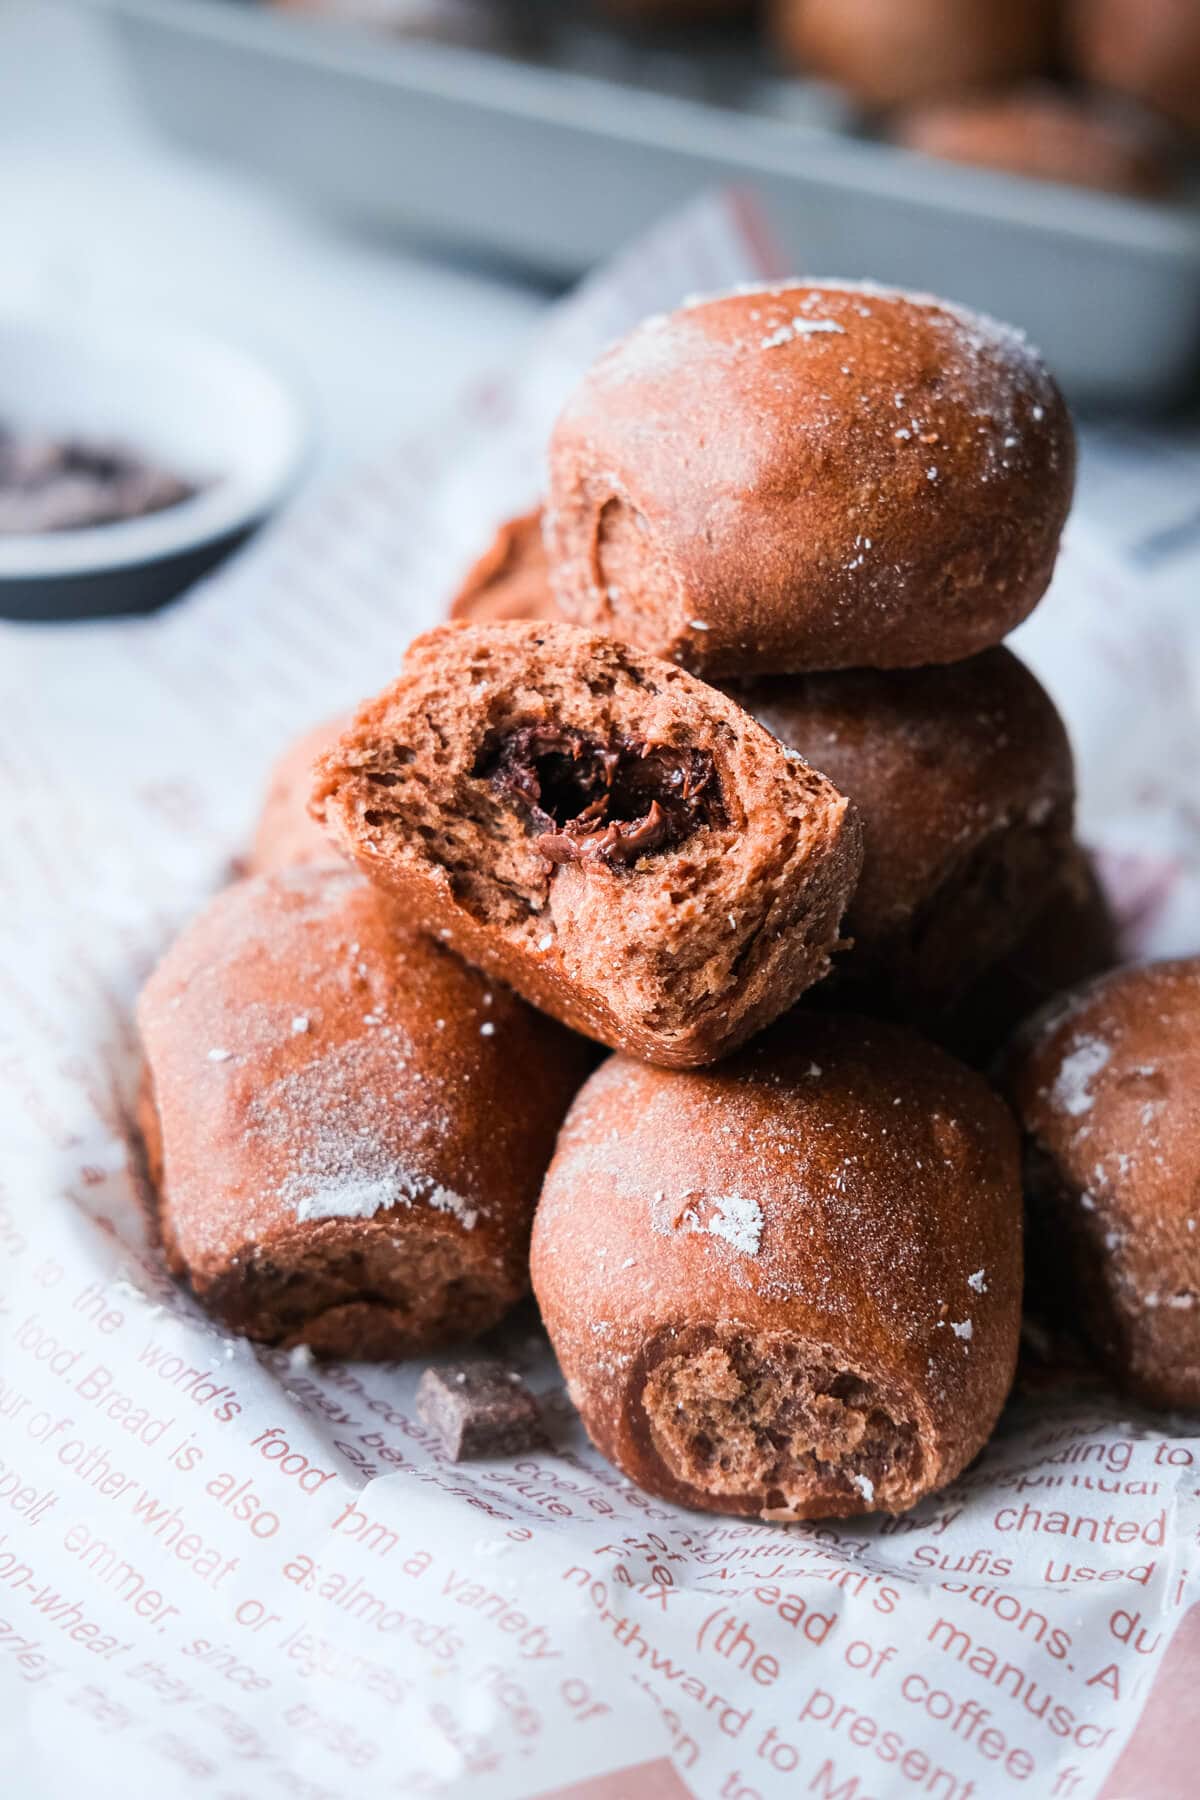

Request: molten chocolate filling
left=478, top=724, right=722, bottom=869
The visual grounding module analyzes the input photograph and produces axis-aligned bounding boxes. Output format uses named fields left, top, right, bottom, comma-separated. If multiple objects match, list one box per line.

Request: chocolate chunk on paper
left=416, top=1360, right=543, bottom=1460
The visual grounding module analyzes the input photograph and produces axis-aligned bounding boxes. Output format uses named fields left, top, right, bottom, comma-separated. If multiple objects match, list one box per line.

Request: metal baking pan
left=85, top=0, right=1200, bottom=407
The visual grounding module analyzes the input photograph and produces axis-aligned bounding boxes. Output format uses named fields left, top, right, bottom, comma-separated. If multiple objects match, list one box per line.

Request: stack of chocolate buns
left=453, top=285, right=1109, bottom=1042
left=139, top=283, right=1197, bottom=1524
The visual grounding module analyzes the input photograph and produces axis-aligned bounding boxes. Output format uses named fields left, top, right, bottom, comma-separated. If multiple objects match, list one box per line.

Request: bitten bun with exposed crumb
left=448, top=507, right=562, bottom=627
left=532, top=1015, right=1022, bottom=1519
left=311, top=620, right=863, bottom=1068
left=769, top=0, right=1055, bottom=110
left=733, top=648, right=1076, bottom=1014
left=137, top=866, right=592, bottom=1357
left=1005, top=957, right=1200, bottom=1409
left=248, top=713, right=352, bottom=876
left=546, top=283, right=1073, bottom=676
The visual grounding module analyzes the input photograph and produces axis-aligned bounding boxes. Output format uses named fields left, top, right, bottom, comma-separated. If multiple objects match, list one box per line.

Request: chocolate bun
left=1067, top=0, right=1200, bottom=136
left=895, top=88, right=1174, bottom=199
left=1005, top=957, right=1200, bottom=1409
left=448, top=507, right=561, bottom=627
left=137, top=866, right=591, bottom=1356
left=546, top=284, right=1073, bottom=676
left=769, top=0, right=1055, bottom=110
left=734, top=648, right=1075, bottom=1012
left=941, top=846, right=1118, bottom=1064
left=312, top=621, right=862, bottom=1068
left=248, top=713, right=351, bottom=875
left=533, top=1016, right=1022, bottom=1519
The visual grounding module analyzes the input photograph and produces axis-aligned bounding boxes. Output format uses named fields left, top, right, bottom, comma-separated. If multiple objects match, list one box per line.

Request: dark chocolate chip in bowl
left=416, top=1360, right=544, bottom=1461
left=0, top=422, right=202, bottom=535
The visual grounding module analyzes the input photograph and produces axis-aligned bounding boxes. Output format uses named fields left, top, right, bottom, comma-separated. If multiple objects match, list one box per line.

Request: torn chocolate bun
left=136, top=866, right=592, bottom=1356
left=448, top=506, right=562, bottom=626
left=532, top=1015, right=1022, bottom=1519
left=735, top=648, right=1075, bottom=1014
left=248, top=712, right=352, bottom=875
left=546, top=283, right=1073, bottom=675
left=311, top=621, right=863, bottom=1067
left=1005, top=957, right=1200, bottom=1409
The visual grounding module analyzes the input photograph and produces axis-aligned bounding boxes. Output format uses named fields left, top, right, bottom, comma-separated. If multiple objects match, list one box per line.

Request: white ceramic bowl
left=0, top=312, right=309, bottom=621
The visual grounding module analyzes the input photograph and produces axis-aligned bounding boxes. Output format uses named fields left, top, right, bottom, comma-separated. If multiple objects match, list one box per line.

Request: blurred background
left=2, top=0, right=1199, bottom=618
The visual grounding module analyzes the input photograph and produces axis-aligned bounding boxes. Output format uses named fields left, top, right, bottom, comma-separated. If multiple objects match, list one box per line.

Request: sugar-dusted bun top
left=547, top=281, right=1073, bottom=675
left=536, top=1013, right=1021, bottom=1363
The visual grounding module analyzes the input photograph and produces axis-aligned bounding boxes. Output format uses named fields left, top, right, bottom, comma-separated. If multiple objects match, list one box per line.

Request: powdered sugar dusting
left=761, top=317, right=845, bottom=349
left=244, top=1025, right=485, bottom=1234
left=291, top=1169, right=477, bottom=1230
left=653, top=1190, right=763, bottom=1257
left=1051, top=1036, right=1112, bottom=1117
left=295, top=1175, right=398, bottom=1222
left=680, top=277, right=1047, bottom=377
left=704, top=1194, right=763, bottom=1256
left=415, top=1182, right=477, bottom=1229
